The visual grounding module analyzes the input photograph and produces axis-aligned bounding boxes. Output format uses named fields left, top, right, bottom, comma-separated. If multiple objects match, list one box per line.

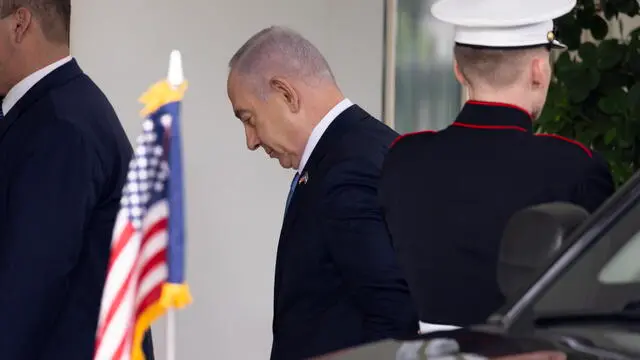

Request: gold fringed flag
left=94, top=50, right=192, bottom=360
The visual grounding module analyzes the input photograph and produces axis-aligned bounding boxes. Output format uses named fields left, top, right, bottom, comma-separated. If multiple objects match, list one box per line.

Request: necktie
left=285, top=172, right=301, bottom=210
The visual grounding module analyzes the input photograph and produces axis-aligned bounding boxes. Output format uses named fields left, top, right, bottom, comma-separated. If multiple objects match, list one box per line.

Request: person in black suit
left=0, top=1, right=154, bottom=359
left=227, top=26, right=418, bottom=359
left=379, top=0, right=614, bottom=333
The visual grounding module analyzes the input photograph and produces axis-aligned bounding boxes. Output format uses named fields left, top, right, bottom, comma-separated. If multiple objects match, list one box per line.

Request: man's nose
left=245, top=127, right=260, bottom=151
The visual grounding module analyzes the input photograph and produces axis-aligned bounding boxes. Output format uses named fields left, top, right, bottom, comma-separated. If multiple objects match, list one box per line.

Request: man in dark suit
left=0, top=1, right=154, bottom=359
left=379, top=0, right=614, bottom=333
left=227, top=26, right=418, bottom=359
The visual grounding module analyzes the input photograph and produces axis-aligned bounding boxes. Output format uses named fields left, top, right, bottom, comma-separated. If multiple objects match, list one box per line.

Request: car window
left=604, top=331, right=640, bottom=353
left=599, top=231, right=640, bottom=284
left=533, top=199, right=640, bottom=314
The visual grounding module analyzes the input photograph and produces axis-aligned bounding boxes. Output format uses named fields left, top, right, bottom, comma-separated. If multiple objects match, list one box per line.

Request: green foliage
left=535, top=0, right=640, bottom=187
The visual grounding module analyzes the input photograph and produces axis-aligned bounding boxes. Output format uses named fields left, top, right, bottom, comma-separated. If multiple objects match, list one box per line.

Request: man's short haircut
left=453, top=44, right=548, bottom=88
left=229, top=25, right=335, bottom=96
left=0, top=0, right=70, bottom=44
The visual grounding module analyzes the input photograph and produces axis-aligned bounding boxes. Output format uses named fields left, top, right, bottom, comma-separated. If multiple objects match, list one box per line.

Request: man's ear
left=269, top=77, right=300, bottom=113
left=12, top=7, right=32, bottom=43
left=530, top=56, right=549, bottom=89
left=453, top=59, right=467, bottom=86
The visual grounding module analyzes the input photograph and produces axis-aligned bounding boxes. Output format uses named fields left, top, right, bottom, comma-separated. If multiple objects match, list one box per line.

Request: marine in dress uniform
left=379, top=0, right=615, bottom=333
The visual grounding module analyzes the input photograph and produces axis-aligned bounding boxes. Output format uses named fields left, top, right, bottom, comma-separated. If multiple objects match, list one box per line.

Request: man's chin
left=277, top=157, right=294, bottom=169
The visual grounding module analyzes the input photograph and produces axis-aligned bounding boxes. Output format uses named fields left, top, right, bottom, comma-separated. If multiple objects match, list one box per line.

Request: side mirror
left=497, top=202, right=589, bottom=301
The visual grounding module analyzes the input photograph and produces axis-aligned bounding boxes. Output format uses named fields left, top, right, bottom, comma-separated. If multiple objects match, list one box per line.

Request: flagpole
left=167, top=309, right=176, bottom=360
left=165, top=49, right=184, bottom=360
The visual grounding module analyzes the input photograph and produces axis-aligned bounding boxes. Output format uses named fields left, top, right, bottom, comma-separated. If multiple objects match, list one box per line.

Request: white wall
left=70, top=1, right=385, bottom=359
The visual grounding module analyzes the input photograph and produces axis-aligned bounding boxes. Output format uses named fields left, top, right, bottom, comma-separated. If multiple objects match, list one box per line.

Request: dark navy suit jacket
left=270, top=104, right=417, bottom=360
left=0, top=60, right=154, bottom=359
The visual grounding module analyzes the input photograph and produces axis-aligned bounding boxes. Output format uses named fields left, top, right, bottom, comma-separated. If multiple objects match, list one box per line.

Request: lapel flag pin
left=299, top=172, right=308, bottom=185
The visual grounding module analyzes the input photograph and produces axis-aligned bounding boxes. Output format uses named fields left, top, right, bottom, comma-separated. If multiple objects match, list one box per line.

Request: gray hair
left=229, top=26, right=335, bottom=96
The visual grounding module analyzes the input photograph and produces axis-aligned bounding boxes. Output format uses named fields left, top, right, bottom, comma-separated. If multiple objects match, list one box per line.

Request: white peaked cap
left=431, top=0, right=577, bottom=49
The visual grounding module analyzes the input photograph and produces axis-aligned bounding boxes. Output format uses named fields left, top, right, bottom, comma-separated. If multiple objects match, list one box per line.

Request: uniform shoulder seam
left=535, top=133, right=592, bottom=158
left=391, top=130, right=437, bottom=148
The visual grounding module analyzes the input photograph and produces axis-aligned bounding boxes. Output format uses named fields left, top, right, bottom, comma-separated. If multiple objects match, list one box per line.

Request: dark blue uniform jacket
left=379, top=101, right=614, bottom=326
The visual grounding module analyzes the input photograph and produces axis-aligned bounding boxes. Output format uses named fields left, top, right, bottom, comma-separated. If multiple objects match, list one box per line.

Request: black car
left=318, top=169, right=640, bottom=359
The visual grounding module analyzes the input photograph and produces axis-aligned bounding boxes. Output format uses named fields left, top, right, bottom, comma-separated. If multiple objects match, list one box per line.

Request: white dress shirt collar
left=297, top=98, right=353, bottom=173
left=2, top=55, right=73, bottom=115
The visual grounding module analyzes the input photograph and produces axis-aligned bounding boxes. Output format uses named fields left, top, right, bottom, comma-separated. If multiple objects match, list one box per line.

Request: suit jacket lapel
left=273, top=172, right=310, bottom=317
left=0, top=59, right=83, bottom=143
left=279, top=173, right=307, bottom=234
left=278, top=104, right=361, bottom=234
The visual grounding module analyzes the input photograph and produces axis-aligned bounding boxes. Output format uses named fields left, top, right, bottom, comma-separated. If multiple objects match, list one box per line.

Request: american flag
left=94, top=72, right=191, bottom=360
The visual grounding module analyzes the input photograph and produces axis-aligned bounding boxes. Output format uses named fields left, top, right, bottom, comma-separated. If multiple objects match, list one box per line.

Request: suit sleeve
left=0, top=122, right=99, bottom=359
left=573, top=152, right=615, bottom=213
left=320, top=158, right=418, bottom=341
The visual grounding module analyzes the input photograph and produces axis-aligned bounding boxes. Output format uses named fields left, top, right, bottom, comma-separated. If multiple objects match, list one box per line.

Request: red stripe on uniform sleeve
left=535, top=133, right=592, bottom=158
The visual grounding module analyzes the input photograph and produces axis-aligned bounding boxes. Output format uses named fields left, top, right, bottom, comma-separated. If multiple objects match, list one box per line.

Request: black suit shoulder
left=18, top=75, right=131, bottom=202
left=56, top=73, right=132, bottom=194
left=336, top=106, right=397, bottom=149
left=322, top=106, right=397, bottom=171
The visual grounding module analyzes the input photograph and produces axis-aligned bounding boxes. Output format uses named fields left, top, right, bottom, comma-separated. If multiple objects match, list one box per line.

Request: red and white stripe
left=94, top=201, right=169, bottom=360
